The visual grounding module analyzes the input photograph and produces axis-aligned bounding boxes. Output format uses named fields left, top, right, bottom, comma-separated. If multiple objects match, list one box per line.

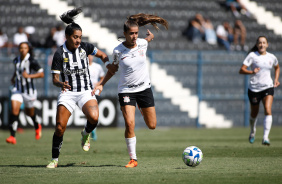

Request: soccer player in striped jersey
left=46, top=8, right=118, bottom=168
left=95, top=13, right=168, bottom=167
left=6, top=42, right=44, bottom=145
left=239, top=36, right=280, bottom=146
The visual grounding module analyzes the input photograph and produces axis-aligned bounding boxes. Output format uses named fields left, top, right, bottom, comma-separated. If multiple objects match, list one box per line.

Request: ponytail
left=60, top=7, right=83, bottom=36
left=124, top=13, right=169, bottom=32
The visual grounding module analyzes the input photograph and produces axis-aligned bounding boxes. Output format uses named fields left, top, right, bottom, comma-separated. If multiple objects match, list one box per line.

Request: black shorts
left=248, top=87, right=274, bottom=105
left=118, top=88, right=155, bottom=108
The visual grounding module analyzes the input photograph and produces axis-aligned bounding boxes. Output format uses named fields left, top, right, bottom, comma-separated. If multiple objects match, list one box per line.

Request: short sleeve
left=30, top=59, right=43, bottom=73
left=273, top=55, right=279, bottom=66
left=51, top=51, right=63, bottom=74
left=82, top=42, right=98, bottom=56
left=243, top=53, right=253, bottom=67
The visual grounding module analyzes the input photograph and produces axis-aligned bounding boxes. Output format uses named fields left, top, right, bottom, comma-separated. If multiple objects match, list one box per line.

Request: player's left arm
left=145, top=29, right=154, bottom=43
left=22, top=60, right=44, bottom=79
left=274, top=64, right=280, bottom=87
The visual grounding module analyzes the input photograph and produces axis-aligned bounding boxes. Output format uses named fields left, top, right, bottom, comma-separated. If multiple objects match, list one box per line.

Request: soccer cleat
left=35, top=124, right=42, bottom=140
left=6, top=136, right=16, bottom=145
left=81, top=130, right=90, bottom=151
left=46, top=160, right=58, bottom=168
left=249, top=135, right=255, bottom=144
left=262, top=139, right=270, bottom=146
left=125, top=159, right=138, bottom=168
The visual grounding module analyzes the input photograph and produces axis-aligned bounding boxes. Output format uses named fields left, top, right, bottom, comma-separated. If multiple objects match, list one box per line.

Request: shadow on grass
left=0, top=163, right=124, bottom=168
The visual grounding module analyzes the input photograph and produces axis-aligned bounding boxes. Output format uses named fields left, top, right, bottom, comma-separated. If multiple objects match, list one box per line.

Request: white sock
left=249, top=117, right=257, bottom=136
left=125, top=137, right=137, bottom=160
left=52, top=158, right=58, bottom=162
left=263, top=115, right=272, bottom=140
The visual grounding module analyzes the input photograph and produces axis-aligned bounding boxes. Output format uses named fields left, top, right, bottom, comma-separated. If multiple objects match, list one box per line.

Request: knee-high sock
left=125, top=137, right=137, bottom=160
left=30, top=114, right=39, bottom=129
left=52, top=133, right=63, bottom=159
left=249, top=116, right=258, bottom=136
left=84, top=120, right=97, bottom=134
left=263, top=115, right=272, bottom=140
left=9, top=114, right=19, bottom=137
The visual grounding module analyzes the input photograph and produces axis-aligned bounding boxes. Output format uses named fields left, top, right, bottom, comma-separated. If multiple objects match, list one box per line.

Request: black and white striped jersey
left=13, top=53, right=43, bottom=95
left=51, top=42, right=98, bottom=92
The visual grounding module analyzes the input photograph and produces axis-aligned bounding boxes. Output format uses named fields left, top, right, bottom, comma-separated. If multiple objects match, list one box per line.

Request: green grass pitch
left=0, top=127, right=282, bottom=184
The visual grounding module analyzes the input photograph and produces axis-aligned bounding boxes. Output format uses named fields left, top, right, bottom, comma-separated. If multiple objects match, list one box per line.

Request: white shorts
left=11, top=90, right=37, bottom=108
left=57, top=90, right=97, bottom=113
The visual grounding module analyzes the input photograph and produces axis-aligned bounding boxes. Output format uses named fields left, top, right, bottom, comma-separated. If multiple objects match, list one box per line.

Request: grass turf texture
left=0, top=127, right=282, bottom=184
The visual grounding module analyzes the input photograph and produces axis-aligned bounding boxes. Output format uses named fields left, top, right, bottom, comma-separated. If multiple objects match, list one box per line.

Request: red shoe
left=35, top=124, right=42, bottom=140
left=125, top=159, right=138, bottom=168
left=6, top=136, right=16, bottom=144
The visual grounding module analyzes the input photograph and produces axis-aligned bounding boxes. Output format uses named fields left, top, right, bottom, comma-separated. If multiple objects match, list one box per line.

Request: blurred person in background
left=225, top=0, right=252, bottom=18
left=13, top=27, right=28, bottom=46
left=233, top=19, right=248, bottom=51
left=6, top=42, right=44, bottom=145
left=203, top=18, right=217, bottom=45
left=44, top=27, right=57, bottom=48
left=239, top=36, right=280, bottom=146
left=95, top=13, right=168, bottom=168
left=0, top=29, right=9, bottom=48
left=183, top=13, right=205, bottom=43
left=216, top=21, right=234, bottom=51
left=88, top=54, right=105, bottom=141
left=53, top=24, right=65, bottom=47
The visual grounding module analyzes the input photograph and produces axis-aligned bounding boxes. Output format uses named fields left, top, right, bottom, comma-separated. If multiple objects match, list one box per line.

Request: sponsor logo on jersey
left=79, top=50, right=86, bottom=60
left=128, top=82, right=144, bottom=88
left=139, top=50, right=144, bottom=56
left=123, top=96, right=130, bottom=103
left=64, top=58, right=69, bottom=62
left=64, top=68, right=87, bottom=75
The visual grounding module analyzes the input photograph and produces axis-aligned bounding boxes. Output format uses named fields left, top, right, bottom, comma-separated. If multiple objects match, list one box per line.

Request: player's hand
left=253, top=67, right=260, bottom=74
left=92, top=85, right=103, bottom=96
left=274, top=80, right=280, bottom=87
left=107, top=63, right=119, bottom=75
left=61, top=81, right=71, bottom=92
left=22, top=70, right=29, bottom=78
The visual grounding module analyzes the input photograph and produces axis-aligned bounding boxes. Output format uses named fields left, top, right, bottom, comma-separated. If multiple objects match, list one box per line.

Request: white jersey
left=113, top=38, right=151, bottom=93
left=243, top=51, right=278, bottom=92
left=88, top=62, right=105, bottom=86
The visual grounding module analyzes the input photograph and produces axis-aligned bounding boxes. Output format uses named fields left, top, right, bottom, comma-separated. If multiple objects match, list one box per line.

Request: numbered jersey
left=243, top=51, right=278, bottom=92
left=113, top=38, right=151, bottom=93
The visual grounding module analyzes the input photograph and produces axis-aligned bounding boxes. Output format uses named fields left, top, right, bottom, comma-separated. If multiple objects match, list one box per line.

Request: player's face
left=19, top=43, right=29, bottom=57
left=256, top=37, right=268, bottom=54
left=66, top=30, right=82, bottom=50
left=124, top=26, right=139, bottom=47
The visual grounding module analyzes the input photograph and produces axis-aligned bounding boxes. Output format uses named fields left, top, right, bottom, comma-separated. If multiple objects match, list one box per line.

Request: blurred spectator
left=88, top=55, right=105, bottom=87
left=203, top=19, right=217, bottom=45
left=44, top=27, right=57, bottom=48
left=13, top=26, right=28, bottom=46
left=225, top=0, right=252, bottom=18
left=25, top=26, right=41, bottom=48
left=53, top=24, right=65, bottom=47
left=0, top=29, right=9, bottom=48
left=183, top=13, right=205, bottom=43
left=233, top=20, right=248, bottom=51
left=216, top=21, right=234, bottom=51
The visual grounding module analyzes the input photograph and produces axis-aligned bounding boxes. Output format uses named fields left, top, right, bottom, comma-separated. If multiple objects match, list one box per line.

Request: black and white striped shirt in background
left=51, top=42, right=98, bottom=92
left=13, top=53, right=43, bottom=95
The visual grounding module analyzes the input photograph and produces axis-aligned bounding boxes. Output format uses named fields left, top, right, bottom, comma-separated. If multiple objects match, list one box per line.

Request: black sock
left=9, top=114, right=19, bottom=137
left=85, top=120, right=98, bottom=133
left=31, top=115, right=39, bottom=129
left=52, top=133, right=63, bottom=158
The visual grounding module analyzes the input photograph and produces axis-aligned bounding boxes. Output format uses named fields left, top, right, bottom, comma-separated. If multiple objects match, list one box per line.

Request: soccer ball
left=182, top=146, right=203, bottom=167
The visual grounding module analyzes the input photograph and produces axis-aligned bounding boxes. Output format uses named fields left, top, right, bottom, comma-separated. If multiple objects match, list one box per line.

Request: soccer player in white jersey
left=239, top=36, right=280, bottom=146
left=46, top=8, right=118, bottom=168
left=95, top=13, right=168, bottom=167
left=6, top=42, right=44, bottom=145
